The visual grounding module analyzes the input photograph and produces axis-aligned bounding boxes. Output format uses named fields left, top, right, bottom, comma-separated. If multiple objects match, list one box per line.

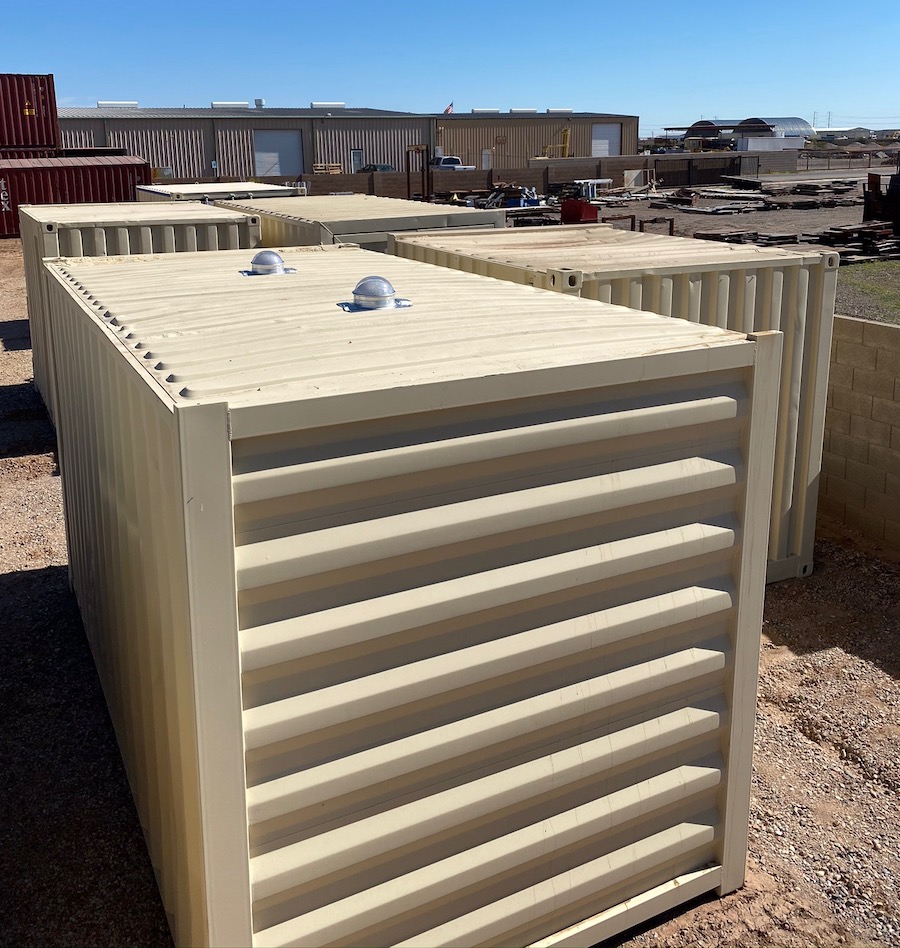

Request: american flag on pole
left=443, top=102, right=453, bottom=114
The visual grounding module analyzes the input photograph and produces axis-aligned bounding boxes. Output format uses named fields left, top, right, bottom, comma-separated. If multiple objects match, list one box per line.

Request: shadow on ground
left=0, top=381, right=56, bottom=461
left=0, top=565, right=172, bottom=947
left=763, top=536, right=900, bottom=680
left=0, top=319, right=31, bottom=351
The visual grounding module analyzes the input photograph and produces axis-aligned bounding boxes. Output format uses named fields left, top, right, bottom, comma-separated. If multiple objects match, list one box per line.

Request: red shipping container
left=0, top=156, right=152, bottom=237
left=0, top=74, right=60, bottom=150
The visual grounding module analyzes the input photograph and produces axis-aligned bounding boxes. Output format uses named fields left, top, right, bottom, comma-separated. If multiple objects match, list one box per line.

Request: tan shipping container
left=216, top=194, right=505, bottom=251
left=19, top=201, right=262, bottom=425
left=388, top=225, right=838, bottom=582
left=44, top=244, right=780, bottom=947
left=137, top=182, right=301, bottom=202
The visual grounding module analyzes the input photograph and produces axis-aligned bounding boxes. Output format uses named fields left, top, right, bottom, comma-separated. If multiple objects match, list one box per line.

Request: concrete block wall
left=821, top=315, right=900, bottom=549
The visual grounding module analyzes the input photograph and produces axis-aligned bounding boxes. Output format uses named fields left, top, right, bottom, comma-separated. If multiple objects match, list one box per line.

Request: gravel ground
left=1, top=215, right=898, bottom=947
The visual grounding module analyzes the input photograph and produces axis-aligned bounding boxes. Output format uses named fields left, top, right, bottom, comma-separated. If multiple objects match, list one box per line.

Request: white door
left=591, top=123, right=622, bottom=157
left=253, top=130, right=303, bottom=176
left=482, top=148, right=493, bottom=170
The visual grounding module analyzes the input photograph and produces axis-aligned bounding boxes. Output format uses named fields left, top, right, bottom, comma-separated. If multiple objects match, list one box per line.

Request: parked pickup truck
left=430, top=155, right=477, bottom=170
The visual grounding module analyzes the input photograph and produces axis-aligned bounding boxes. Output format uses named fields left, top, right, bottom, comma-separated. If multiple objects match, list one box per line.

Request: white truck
left=430, top=155, right=477, bottom=171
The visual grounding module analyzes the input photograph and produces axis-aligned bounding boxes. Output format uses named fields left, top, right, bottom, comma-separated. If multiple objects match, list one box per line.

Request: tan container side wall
left=227, top=209, right=318, bottom=247
left=389, top=234, right=837, bottom=580
left=20, top=212, right=260, bottom=424
left=822, top=315, right=900, bottom=551
left=229, top=350, right=773, bottom=946
left=44, top=270, right=209, bottom=946
left=581, top=260, right=837, bottom=580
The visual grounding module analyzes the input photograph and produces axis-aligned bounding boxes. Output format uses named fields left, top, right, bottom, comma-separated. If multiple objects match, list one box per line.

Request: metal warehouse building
left=58, top=104, right=638, bottom=179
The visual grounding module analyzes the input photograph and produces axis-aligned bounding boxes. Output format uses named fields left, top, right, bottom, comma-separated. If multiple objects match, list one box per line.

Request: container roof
left=47, top=245, right=752, bottom=424
left=139, top=182, right=299, bottom=199
left=217, top=194, right=500, bottom=227
left=388, top=224, right=831, bottom=275
left=0, top=155, right=148, bottom=169
left=18, top=201, right=256, bottom=225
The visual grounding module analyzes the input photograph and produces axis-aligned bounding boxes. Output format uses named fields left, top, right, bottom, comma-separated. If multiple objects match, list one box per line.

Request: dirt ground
left=1, top=207, right=898, bottom=948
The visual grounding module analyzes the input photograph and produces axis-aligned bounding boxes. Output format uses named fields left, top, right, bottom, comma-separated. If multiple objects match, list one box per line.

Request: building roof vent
left=510, top=108, right=538, bottom=114
left=254, top=98, right=265, bottom=109
left=97, top=100, right=138, bottom=108
left=211, top=101, right=249, bottom=108
left=546, top=108, right=574, bottom=114
left=471, top=108, right=501, bottom=114
left=311, top=101, right=346, bottom=109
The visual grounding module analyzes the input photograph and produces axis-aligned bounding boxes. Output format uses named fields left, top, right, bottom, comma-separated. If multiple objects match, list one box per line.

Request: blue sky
left=6, top=0, right=900, bottom=135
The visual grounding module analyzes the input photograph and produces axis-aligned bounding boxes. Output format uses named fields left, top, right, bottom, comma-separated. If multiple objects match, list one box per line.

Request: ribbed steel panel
left=216, top=195, right=505, bottom=250
left=436, top=116, right=639, bottom=168
left=313, top=118, right=431, bottom=172
left=138, top=182, right=301, bottom=202
left=43, top=244, right=780, bottom=947
left=19, top=201, right=262, bottom=423
left=107, top=124, right=209, bottom=178
left=59, top=125, right=97, bottom=149
left=216, top=125, right=254, bottom=178
left=0, top=155, right=151, bottom=236
left=0, top=73, right=60, bottom=149
left=389, top=225, right=837, bottom=581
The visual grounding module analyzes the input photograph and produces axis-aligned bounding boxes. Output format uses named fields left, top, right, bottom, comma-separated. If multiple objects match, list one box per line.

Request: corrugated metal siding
left=19, top=202, right=261, bottom=422
left=216, top=125, right=254, bottom=178
left=44, top=244, right=778, bottom=947
left=59, top=114, right=640, bottom=178
left=313, top=119, right=431, bottom=173
left=107, top=124, right=209, bottom=177
left=437, top=118, right=637, bottom=169
left=389, top=226, right=837, bottom=580
left=44, top=270, right=209, bottom=946
left=0, top=73, right=60, bottom=149
left=0, top=156, right=151, bottom=236
left=59, top=123, right=100, bottom=149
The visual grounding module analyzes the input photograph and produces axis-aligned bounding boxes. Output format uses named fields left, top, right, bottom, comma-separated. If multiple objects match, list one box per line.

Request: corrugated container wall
left=216, top=194, right=505, bottom=251
left=388, top=225, right=838, bottom=581
left=19, top=201, right=262, bottom=424
left=0, top=73, right=60, bottom=150
left=44, top=243, right=780, bottom=947
left=0, top=155, right=151, bottom=236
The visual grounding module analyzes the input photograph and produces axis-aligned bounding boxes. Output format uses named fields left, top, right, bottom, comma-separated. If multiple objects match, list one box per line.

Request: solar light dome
left=250, top=250, right=285, bottom=275
left=353, top=274, right=397, bottom=309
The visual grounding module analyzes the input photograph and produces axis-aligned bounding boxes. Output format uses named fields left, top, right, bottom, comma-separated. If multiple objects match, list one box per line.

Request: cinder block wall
left=821, top=315, right=900, bottom=549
